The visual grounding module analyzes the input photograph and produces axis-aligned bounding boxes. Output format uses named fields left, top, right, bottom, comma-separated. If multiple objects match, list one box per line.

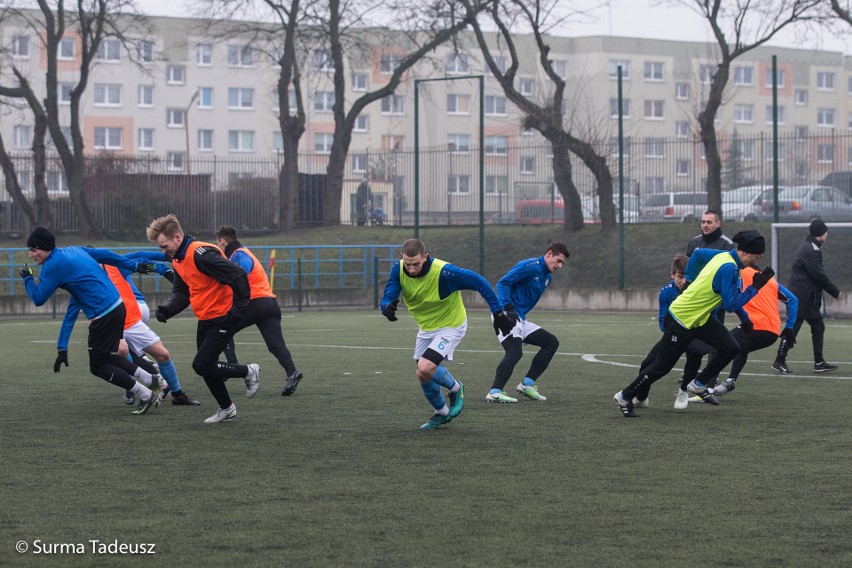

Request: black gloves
left=135, top=262, right=155, bottom=274
left=751, top=267, right=775, bottom=291
left=383, top=299, right=399, bottom=322
left=492, top=310, right=516, bottom=336
left=155, top=306, right=170, bottom=323
left=162, top=269, right=175, bottom=283
left=19, top=264, right=33, bottom=279
left=739, top=319, right=754, bottom=333
left=504, top=303, right=517, bottom=321
left=780, top=327, right=796, bottom=347
left=53, top=350, right=68, bottom=373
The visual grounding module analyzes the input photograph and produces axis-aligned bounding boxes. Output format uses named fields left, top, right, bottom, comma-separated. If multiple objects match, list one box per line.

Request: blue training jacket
left=658, top=280, right=680, bottom=331
left=22, top=247, right=140, bottom=319
left=495, top=256, right=553, bottom=320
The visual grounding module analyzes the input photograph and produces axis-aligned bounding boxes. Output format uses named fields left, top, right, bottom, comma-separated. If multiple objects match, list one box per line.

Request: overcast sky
left=135, top=0, right=852, bottom=55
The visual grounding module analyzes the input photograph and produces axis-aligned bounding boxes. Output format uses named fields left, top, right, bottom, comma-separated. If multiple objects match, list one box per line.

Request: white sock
left=131, top=382, right=153, bottom=401
left=449, top=381, right=460, bottom=393
left=436, top=405, right=449, bottom=416
left=134, top=367, right=153, bottom=387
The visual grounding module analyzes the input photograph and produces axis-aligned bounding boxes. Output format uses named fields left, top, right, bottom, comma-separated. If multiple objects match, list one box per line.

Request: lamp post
left=184, top=89, right=199, bottom=174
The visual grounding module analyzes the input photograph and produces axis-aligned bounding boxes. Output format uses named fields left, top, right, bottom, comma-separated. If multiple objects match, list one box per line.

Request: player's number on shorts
left=438, top=341, right=446, bottom=350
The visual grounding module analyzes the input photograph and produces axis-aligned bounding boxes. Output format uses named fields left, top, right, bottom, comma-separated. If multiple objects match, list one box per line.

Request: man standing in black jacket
left=772, top=219, right=842, bottom=374
left=686, top=210, right=734, bottom=256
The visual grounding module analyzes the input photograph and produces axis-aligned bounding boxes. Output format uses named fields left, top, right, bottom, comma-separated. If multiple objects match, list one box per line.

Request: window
left=352, top=73, right=368, bottom=91
left=380, top=54, right=402, bottom=74
left=765, top=105, right=785, bottom=124
left=137, top=128, right=154, bottom=150
left=644, top=99, right=664, bottom=119
left=795, top=89, right=807, bottom=106
left=699, top=64, right=716, bottom=84
left=228, top=88, right=254, bottom=109
left=675, top=121, right=689, bottom=139
left=486, top=175, right=508, bottom=195
left=675, top=83, right=689, bottom=100
left=448, top=175, right=470, bottom=195
left=765, top=68, right=785, bottom=88
left=314, top=91, right=334, bottom=112
left=446, top=53, right=469, bottom=74
left=848, top=76, right=852, bottom=95
left=447, top=94, right=470, bottom=114
left=817, top=71, right=835, bottom=91
left=794, top=125, right=809, bottom=139
left=491, top=56, right=508, bottom=75
left=645, top=177, right=666, bottom=192
left=520, top=156, right=535, bottom=174
left=58, top=37, right=75, bottom=60
left=47, top=127, right=72, bottom=150
left=352, top=154, right=368, bottom=173
left=381, top=94, right=405, bottom=115
left=700, top=103, right=721, bottom=123
left=314, top=133, right=333, bottom=154
left=11, top=35, right=29, bottom=58
left=94, top=127, right=122, bottom=150
left=195, top=87, right=212, bottom=109
left=138, top=85, right=153, bottom=107
left=609, top=98, right=630, bottom=118
left=734, top=104, right=753, bottom=123
left=198, top=129, right=214, bottom=151
left=59, top=83, right=73, bottom=105
left=519, top=78, right=534, bottom=96
left=608, top=60, right=630, bottom=79
left=97, top=39, right=121, bottom=62
left=271, top=47, right=283, bottom=68
left=485, top=135, right=508, bottom=156
left=47, top=171, right=66, bottom=194
left=197, top=44, right=212, bottom=65
left=272, top=131, right=283, bottom=153
left=644, top=138, right=665, bottom=158
left=312, top=49, right=333, bottom=71
left=849, top=112, right=852, bottom=130
left=818, top=144, right=835, bottom=163
left=733, top=66, right=753, bottom=86
left=485, top=95, right=506, bottom=116
left=16, top=170, right=31, bottom=192
left=137, top=40, right=153, bottom=63
left=609, top=136, right=631, bottom=156
left=448, top=134, right=470, bottom=153
left=13, top=125, right=32, bottom=148
left=93, top=83, right=122, bottom=106
left=228, top=45, right=253, bottom=66
left=643, top=61, right=663, bottom=81
left=764, top=142, right=786, bottom=161
left=817, top=108, right=835, bottom=127
left=167, top=108, right=185, bottom=127
left=228, top=130, right=255, bottom=152
left=676, top=160, right=689, bottom=177
left=353, top=114, right=369, bottom=132
left=552, top=59, right=568, bottom=79
left=167, top=65, right=185, bottom=85
left=167, top=152, right=185, bottom=171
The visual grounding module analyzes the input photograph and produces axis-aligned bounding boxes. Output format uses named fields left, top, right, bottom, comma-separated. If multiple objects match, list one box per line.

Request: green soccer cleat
left=419, top=413, right=452, bottom=430
left=516, top=383, right=547, bottom=401
left=485, top=391, right=518, bottom=403
left=132, top=392, right=158, bottom=416
left=447, top=381, right=465, bottom=418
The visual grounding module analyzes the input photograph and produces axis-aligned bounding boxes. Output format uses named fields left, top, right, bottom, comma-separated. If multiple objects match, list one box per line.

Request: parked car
left=760, top=185, right=852, bottom=222
left=640, top=191, right=708, bottom=223
left=722, top=185, right=787, bottom=222
left=514, top=199, right=593, bottom=225
left=819, top=171, right=852, bottom=198
left=583, top=194, right=640, bottom=224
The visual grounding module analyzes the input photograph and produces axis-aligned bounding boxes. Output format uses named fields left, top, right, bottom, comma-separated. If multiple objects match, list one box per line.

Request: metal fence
left=2, top=130, right=852, bottom=236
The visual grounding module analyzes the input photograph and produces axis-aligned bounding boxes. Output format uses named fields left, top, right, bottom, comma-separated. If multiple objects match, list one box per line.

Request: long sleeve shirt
left=495, top=256, right=553, bottom=320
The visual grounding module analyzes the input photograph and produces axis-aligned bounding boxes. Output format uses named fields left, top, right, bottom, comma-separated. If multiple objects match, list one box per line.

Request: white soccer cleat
left=674, top=388, right=689, bottom=410
left=245, top=363, right=260, bottom=398
left=632, top=396, right=649, bottom=408
left=204, top=404, right=236, bottom=424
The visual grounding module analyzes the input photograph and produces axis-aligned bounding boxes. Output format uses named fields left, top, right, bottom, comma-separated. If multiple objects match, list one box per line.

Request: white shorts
left=493, top=316, right=541, bottom=344
left=123, top=320, right=160, bottom=356
left=413, top=321, right=468, bottom=362
left=138, top=301, right=150, bottom=324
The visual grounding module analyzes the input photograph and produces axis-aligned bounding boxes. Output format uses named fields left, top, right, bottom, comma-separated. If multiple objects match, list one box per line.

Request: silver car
left=761, top=185, right=852, bottom=222
left=722, top=185, right=787, bottom=222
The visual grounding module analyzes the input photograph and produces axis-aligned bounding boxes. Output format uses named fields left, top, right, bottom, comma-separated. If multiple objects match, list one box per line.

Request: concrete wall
left=4, top=287, right=849, bottom=318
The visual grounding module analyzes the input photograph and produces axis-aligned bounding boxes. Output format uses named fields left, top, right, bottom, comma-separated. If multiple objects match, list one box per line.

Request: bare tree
left=675, top=0, right=821, bottom=211
left=461, top=0, right=617, bottom=231
left=0, top=0, right=149, bottom=238
left=830, top=0, right=852, bottom=25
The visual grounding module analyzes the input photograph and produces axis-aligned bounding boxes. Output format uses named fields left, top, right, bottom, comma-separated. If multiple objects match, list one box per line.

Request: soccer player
left=216, top=226, right=303, bottom=397
left=19, top=227, right=160, bottom=415
left=56, top=260, right=200, bottom=407
left=613, top=230, right=772, bottom=418
left=486, top=243, right=569, bottom=403
left=380, top=238, right=516, bottom=430
left=146, top=214, right=260, bottom=424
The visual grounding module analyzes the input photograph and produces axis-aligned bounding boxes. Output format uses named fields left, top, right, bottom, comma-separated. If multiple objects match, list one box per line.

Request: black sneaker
left=771, top=361, right=793, bottom=375
left=814, top=361, right=838, bottom=373
left=281, top=370, right=304, bottom=396
left=123, top=390, right=136, bottom=405
left=171, top=393, right=201, bottom=406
